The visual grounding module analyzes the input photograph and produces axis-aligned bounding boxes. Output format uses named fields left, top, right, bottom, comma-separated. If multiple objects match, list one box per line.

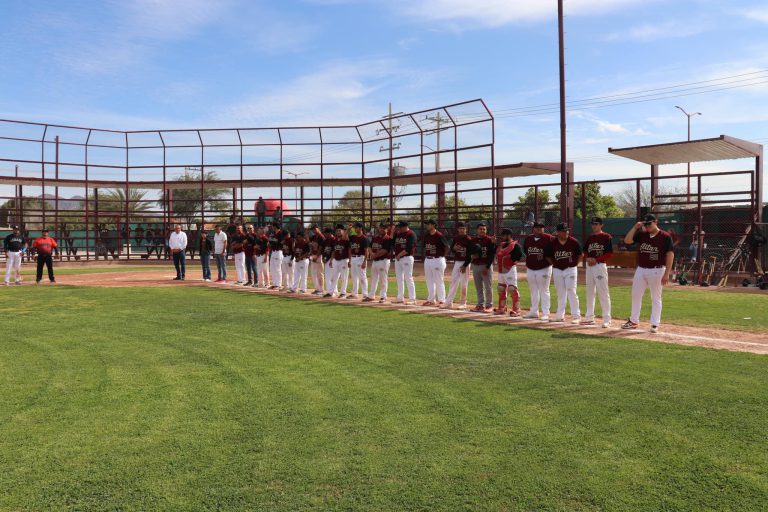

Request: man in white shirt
left=168, top=224, right=188, bottom=280
left=213, top=225, right=228, bottom=282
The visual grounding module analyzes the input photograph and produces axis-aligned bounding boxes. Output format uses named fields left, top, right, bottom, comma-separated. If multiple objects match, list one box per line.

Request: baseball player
left=369, top=223, right=393, bottom=303
left=254, top=226, right=270, bottom=288
left=243, top=225, right=257, bottom=286
left=622, top=213, right=674, bottom=333
left=392, top=220, right=417, bottom=305
left=550, top=223, right=582, bottom=324
left=32, top=228, right=58, bottom=284
left=4, top=225, right=26, bottom=286
left=308, top=226, right=325, bottom=295
left=348, top=222, right=371, bottom=300
left=230, top=225, right=247, bottom=285
left=494, top=228, right=524, bottom=316
left=280, top=230, right=295, bottom=291
left=421, top=219, right=449, bottom=306
left=325, top=224, right=351, bottom=298
left=289, top=231, right=310, bottom=293
left=268, top=222, right=286, bottom=289
left=467, top=223, right=496, bottom=313
left=523, top=221, right=554, bottom=320
left=582, top=216, right=613, bottom=327
left=320, top=227, right=338, bottom=296
left=442, top=221, right=472, bottom=310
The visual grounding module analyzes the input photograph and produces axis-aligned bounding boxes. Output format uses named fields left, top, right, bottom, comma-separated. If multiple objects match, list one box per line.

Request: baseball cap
left=455, top=221, right=465, bottom=228
left=396, top=221, right=409, bottom=228
left=591, top=216, right=603, bottom=224
left=334, top=223, right=345, bottom=230
left=42, top=228, right=49, bottom=232
left=378, top=222, right=389, bottom=228
left=642, top=213, right=657, bottom=223
left=353, top=221, right=363, bottom=228
left=11, top=225, right=19, bottom=229
left=500, top=228, right=513, bottom=235
left=424, top=219, right=437, bottom=226
left=323, top=227, right=333, bottom=234
left=532, top=221, right=545, bottom=228
left=556, top=223, right=569, bottom=231
left=297, top=231, right=306, bottom=237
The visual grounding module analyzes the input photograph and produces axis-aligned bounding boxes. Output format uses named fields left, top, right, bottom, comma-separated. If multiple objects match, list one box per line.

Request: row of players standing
left=186, top=212, right=672, bottom=333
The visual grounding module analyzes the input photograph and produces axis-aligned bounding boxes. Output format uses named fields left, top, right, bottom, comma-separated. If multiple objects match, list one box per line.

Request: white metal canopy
left=608, top=135, right=762, bottom=165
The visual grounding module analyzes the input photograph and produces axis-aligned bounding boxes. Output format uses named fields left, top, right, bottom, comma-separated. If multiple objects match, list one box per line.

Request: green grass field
left=1, top=286, right=767, bottom=511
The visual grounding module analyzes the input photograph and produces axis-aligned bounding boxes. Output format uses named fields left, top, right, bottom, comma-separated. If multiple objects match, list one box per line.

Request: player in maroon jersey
left=288, top=231, right=311, bottom=293
left=280, top=230, right=294, bottom=291
left=582, top=216, right=613, bottom=327
left=254, top=226, right=270, bottom=288
left=392, top=221, right=417, bottom=304
left=442, top=222, right=472, bottom=310
left=622, top=213, right=674, bottom=333
left=325, top=224, right=351, bottom=298
left=369, top=223, right=393, bottom=302
left=348, top=222, right=371, bottom=300
left=523, top=221, right=554, bottom=320
left=494, top=228, right=525, bottom=316
left=421, top=219, right=449, bottom=306
left=466, top=223, right=496, bottom=312
left=308, top=226, right=325, bottom=295
left=550, top=223, right=583, bottom=323
left=320, top=227, right=338, bottom=296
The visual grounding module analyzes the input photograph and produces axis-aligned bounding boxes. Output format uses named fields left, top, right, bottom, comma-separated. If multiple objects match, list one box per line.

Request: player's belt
left=640, top=265, right=665, bottom=269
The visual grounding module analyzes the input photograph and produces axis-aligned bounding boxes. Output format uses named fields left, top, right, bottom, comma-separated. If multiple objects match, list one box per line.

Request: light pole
left=675, top=106, right=702, bottom=202
left=285, top=170, right=308, bottom=224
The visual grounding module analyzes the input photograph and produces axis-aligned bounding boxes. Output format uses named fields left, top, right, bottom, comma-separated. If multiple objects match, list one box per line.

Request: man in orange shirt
left=32, top=228, right=58, bottom=284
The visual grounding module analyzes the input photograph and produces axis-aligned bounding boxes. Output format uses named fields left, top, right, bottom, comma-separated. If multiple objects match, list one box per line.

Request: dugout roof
left=608, top=135, right=763, bottom=165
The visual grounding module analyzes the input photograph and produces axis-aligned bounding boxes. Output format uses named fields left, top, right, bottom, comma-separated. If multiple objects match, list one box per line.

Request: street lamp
left=285, top=170, right=308, bottom=224
left=675, top=106, right=702, bottom=202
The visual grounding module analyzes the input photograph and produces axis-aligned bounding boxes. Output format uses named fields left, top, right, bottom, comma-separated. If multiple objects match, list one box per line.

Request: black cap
left=396, top=221, right=409, bottom=228
left=201, top=230, right=208, bottom=234
left=335, top=223, right=345, bottom=230
left=556, top=223, right=569, bottom=231
left=297, top=231, right=306, bottom=237
left=643, top=213, right=657, bottom=222
left=456, top=221, right=465, bottom=228
left=11, top=225, right=19, bottom=230
left=591, top=216, right=603, bottom=224
left=353, top=221, right=364, bottom=228
left=501, top=228, right=513, bottom=235
left=42, top=227, right=49, bottom=232
left=424, top=219, right=437, bottom=226
left=533, top=221, right=545, bottom=228
left=323, top=227, right=333, bottom=234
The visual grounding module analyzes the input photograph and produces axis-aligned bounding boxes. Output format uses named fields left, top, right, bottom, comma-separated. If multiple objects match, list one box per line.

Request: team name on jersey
left=424, top=243, right=437, bottom=253
left=554, top=250, right=573, bottom=260
left=527, top=246, right=544, bottom=255
left=587, top=242, right=605, bottom=255
left=639, top=242, right=659, bottom=260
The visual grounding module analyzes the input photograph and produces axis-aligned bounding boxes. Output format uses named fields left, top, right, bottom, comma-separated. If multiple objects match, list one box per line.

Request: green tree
left=157, top=171, right=230, bottom=228
left=409, top=195, right=493, bottom=223
left=570, top=182, right=623, bottom=219
left=310, top=189, right=389, bottom=227
left=505, top=187, right=552, bottom=219
left=0, top=197, right=54, bottom=228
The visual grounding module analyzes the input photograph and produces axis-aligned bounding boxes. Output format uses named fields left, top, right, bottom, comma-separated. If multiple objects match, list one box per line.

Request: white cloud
left=399, top=0, right=649, bottom=28
left=604, top=20, right=708, bottom=42
left=742, top=7, right=768, bottom=23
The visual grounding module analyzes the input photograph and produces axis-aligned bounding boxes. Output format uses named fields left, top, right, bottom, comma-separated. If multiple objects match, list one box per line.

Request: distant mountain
left=39, top=194, right=85, bottom=210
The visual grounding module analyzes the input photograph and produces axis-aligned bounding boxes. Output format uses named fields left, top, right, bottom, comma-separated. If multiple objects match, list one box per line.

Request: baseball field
left=2, top=273, right=768, bottom=511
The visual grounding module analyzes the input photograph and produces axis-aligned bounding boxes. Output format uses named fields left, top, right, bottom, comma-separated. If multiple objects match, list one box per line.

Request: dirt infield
left=22, top=267, right=764, bottom=355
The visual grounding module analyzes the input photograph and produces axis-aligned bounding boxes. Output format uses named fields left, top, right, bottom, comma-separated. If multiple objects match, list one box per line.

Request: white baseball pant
left=370, top=259, right=390, bottom=299
left=269, top=250, right=283, bottom=287
left=324, top=260, right=338, bottom=294
left=310, top=258, right=324, bottom=291
left=424, top=256, right=447, bottom=302
left=552, top=266, right=580, bottom=320
left=4, top=251, right=22, bottom=284
left=292, top=259, right=309, bottom=292
left=585, top=262, right=611, bottom=323
left=630, top=266, right=665, bottom=326
left=234, top=252, right=246, bottom=283
left=256, top=255, right=270, bottom=286
left=350, top=255, right=369, bottom=297
left=526, top=266, right=552, bottom=315
left=395, top=255, right=416, bottom=301
left=328, top=258, right=349, bottom=295
left=281, top=255, right=294, bottom=289
left=445, top=261, right=470, bottom=306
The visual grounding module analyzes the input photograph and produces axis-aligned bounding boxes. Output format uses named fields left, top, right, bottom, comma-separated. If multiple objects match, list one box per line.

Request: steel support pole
left=558, top=0, right=569, bottom=224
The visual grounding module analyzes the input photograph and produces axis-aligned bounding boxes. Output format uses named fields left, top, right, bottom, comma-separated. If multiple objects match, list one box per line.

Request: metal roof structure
left=608, top=135, right=763, bottom=165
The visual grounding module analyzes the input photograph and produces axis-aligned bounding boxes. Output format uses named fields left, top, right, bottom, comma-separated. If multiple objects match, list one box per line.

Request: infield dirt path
left=35, top=268, right=768, bottom=355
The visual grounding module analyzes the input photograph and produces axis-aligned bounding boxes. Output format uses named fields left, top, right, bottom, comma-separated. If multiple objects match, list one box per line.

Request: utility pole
left=378, top=103, right=402, bottom=221
left=425, top=112, right=448, bottom=227
left=558, top=0, right=569, bottom=224
left=675, top=106, right=702, bottom=203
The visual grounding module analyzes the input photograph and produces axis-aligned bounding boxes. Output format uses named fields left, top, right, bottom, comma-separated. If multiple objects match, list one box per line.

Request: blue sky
left=1, top=0, right=767, bottom=198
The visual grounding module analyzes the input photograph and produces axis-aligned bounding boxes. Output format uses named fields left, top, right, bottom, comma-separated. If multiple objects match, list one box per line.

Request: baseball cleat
left=423, top=301, right=435, bottom=307
left=509, top=311, right=521, bottom=317
left=492, top=308, right=506, bottom=315
left=549, top=317, right=564, bottom=323
left=539, top=315, right=550, bottom=321
left=483, top=307, right=493, bottom=313
left=440, top=302, right=453, bottom=309
left=404, top=300, right=416, bottom=306
left=3, top=282, right=8, bottom=286
left=322, top=293, right=333, bottom=298
left=580, top=319, right=596, bottom=325
left=378, top=297, right=387, bottom=303
left=523, top=311, right=539, bottom=319
left=346, top=294, right=358, bottom=300
left=15, top=281, right=22, bottom=285
left=437, top=301, right=445, bottom=307
left=571, top=318, right=582, bottom=325
left=472, top=304, right=484, bottom=312
left=457, top=304, right=468, bottom=310
left=602, top=321, right=611, bottom=328
left=362, top=297, right=374, bottom=302
left=338, top=293, right=347, bottom=299
left=245, top=281, right=252, bottom=286
left=650, top=325, right=659, bottom=334
left=392, top=299, right=404, bottom=304
left=621, top=320, right=639, bottom=330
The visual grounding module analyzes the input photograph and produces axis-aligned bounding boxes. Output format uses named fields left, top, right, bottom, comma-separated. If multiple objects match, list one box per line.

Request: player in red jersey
left=582, top=216, right=613, bottom=327
left=32, top=228, right=58, bottom=284
left=442, top=221, right=472, bottom=310
left=622, top=213, right=674, bottom=333
left=522, top=221, right=554, bottom=320
left=494, top=228, right=525, bottom=316
left=369, top=223, right=393, bottom=303
left=421, top=219, right=449, bottom=306
left=550, top=223, right=583, bottom=323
